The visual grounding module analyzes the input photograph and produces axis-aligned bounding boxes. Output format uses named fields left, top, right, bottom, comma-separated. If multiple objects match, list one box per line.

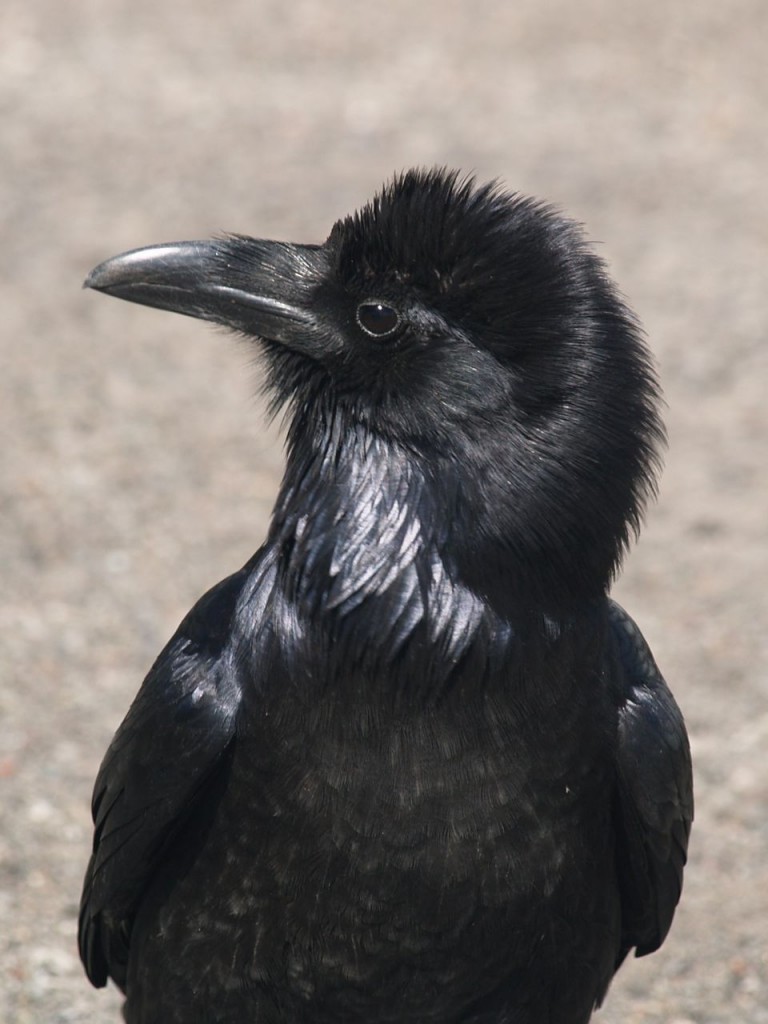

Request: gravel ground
left=2, top=1, right=766, bottom=1021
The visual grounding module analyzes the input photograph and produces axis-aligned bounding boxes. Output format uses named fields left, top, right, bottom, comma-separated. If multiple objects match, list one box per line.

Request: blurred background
left=1, top=1, right=766, bottom=1021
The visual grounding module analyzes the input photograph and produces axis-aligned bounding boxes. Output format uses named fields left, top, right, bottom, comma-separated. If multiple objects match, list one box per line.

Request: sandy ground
left=2, top=1, right=766, bottom=1020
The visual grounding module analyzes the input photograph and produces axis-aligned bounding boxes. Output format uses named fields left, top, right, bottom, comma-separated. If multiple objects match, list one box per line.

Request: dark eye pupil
left=356, top=301, right=400, bottom=337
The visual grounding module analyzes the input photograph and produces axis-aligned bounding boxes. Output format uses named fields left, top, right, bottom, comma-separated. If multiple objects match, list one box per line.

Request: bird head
left=86, top=168, right=663, bottom=611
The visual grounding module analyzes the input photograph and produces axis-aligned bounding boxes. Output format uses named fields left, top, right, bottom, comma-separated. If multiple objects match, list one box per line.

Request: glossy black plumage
left=80, top=169, right=692, bottom=1023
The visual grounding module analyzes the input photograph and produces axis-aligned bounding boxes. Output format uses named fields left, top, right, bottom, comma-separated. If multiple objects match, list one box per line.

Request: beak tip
left=83, top=258, right=118, bottom=294
left=82, top=244, right=204, bottom=300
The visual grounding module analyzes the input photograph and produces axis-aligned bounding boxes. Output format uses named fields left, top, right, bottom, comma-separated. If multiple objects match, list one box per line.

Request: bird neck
left=267, top=411, right=514, bottom=684
left=271, top=412, right=440, bottom=614
left=263, top=408, right=587, bottom=702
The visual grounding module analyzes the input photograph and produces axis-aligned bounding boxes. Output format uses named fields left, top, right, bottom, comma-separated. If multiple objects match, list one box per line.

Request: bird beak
left=84, top=238, right=326, bottom=354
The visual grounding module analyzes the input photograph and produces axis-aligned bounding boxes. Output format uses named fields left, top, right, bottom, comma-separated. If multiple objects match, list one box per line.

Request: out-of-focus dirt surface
left=2, top=2, right=766, bottom=1020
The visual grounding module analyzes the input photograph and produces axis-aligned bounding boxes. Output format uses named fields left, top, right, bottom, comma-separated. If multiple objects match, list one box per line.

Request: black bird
left=79, top=168, right=692, bottom=1024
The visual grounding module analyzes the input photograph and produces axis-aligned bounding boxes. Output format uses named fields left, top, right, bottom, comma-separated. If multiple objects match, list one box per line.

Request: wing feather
left=79, top=567, right=250, bottom=989
left=608, top=600, right=693, bottom=961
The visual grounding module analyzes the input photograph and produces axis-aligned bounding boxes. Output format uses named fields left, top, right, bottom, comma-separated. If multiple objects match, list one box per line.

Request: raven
left=80, top=168, right=692, bottom=1024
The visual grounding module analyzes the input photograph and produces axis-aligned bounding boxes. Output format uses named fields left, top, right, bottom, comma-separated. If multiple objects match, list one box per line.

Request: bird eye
left=356, top=300, right=400, bottom=338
